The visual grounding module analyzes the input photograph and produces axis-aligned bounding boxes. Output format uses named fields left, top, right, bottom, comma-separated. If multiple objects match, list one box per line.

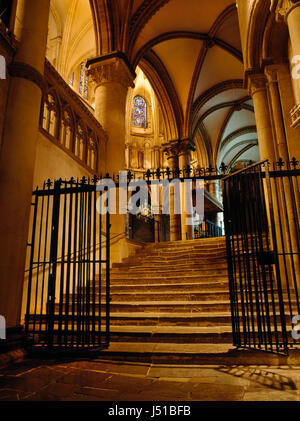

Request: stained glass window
left=79, top=62, right=85, bottom=95
left=79, top=62, right=89, bottom=99
left=84, top=73, right=89, bottom=99
left=132, top=96, right=147, bottom=128
left=69, top=72, right=74, bottom=86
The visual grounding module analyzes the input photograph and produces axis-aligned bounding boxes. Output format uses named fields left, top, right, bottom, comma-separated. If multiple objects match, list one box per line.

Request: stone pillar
left=153, top=146, right=160, bottom=169
left=88, top=53, right=135, bottom=174
left=0, top=0, right=50, bottom=328
left=209, top=180, right=218, bottom=199
left=248, top=74, right=276, bottom=162
left=163, top=142, right=181, bottom=241
left=178, top=139, right=194, bottom=241
left=276, top=63, right=300, bottom=158
left=88, top=53, right=135, bottom=262
left=276, top=0, right=300, bottom=126
left=265, top=65, right=290, bottom=161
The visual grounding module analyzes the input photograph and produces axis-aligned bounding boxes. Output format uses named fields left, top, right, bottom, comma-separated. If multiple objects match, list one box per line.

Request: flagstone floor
left=0, top=356, right=300, bottom=401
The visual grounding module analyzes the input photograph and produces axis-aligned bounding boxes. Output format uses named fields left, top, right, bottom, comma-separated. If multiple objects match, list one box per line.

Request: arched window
left=42, top=92, right=59, bottom=138
left=60, top=109, right=74, bottom=150
left=132, top=96, right=147, bottom=128
left=74, top=122, right=86, bottom=160
left=79, top=62, right=89, bottom=99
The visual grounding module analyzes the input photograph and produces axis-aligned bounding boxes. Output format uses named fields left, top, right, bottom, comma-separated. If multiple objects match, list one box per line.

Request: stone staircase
left=98, top=237, right=241, bottom=363
left=27, top=236, right=300, bottom=365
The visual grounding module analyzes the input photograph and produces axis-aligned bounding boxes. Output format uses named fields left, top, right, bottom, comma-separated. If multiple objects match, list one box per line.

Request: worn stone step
left=120, top=259, right=227, bottom=268
left=108, top=282, right=230, bottom=293
left=135, top=249, right=227, bottom=257
left=27, top=312, right=233, bottom=326
left=112, top=262, right=228, bottom=270
left=108, top=312, right=232, bottom=326
left=67, top=291, right=231, bottom=302
left=144, top=238, right=226, bottom=249
left=109, top=269, right=228, bottom=279
left=107, top=274, right=228, bottom=285
left=87, top=281, right=231, bottom=293
left=124, top=252, right=227, bottom=261
left=55, top=301, right=231, bottom=314
left=108, top=325, right=233, bottom=343
left=97, top=342, right=300, bottom=365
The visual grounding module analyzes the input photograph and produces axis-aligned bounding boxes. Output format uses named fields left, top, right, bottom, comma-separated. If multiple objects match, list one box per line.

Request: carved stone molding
left=274, top=0, right=300, bottom=22
left=8, top=61, right=45, bottom=91
left=291, top=103, right=300, bottom=127
left=44, top=59, right=107, bottom=139
left=248, top=74, right=268, bottom=96
left=87, top=53, right=135, bottom=89
left=265, top=65, right=280, bottom=83
left=163, top=138, right=195, bottom=159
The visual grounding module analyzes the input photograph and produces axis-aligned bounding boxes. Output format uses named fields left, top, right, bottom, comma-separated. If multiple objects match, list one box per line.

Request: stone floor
left=0, top=356, right=300, bottom=402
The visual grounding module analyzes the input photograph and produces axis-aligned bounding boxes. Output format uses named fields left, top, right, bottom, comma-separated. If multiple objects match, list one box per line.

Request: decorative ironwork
left=24, top=178, right=110, bottom=350
left=223, top=160, right=300, bottom=355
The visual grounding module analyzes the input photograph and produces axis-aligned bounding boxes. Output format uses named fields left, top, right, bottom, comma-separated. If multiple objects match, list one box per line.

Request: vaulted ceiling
left=48, top=0, right=259, bottom=171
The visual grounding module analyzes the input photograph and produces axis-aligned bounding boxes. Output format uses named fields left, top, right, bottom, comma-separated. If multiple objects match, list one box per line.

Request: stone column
left=276, top=0, right=300, bottom=126
left=248, top=74, right=276, bottom=162
left=0, top=0, right=50, bottom=328
left=88, top=53, right=135, bottom=262
left=265, top=65, right=290, bottom=161
left=153, top=146, right=160, bottom=169
left=178, top=139, right=194, bottom=241
left=163, top=142, right=181, bottom=241
left=88, top=53, right=135, bottom=174
left=276, top=63, right=300, bottom=157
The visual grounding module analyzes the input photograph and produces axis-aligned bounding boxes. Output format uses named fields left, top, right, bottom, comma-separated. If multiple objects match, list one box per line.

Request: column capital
left=264, top=64, right=281, bottom=83
left=247, top=73, right=268, bottom=96
left=273, top=0, right=300, bottom=23
left=87, top=51, right=135, bottom=89
left=162, top=138, right=195, bottom=158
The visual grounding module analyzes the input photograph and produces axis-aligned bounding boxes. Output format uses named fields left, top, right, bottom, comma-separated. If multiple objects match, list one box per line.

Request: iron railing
left=194, top=220, right=223, bottom=239
left=223, top=159, right=300, bottom=354
left=24, top=177, right=110, bottom=350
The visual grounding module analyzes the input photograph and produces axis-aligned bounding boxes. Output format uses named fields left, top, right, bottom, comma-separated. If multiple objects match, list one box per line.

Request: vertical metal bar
left=247, top=172, right=265, bottom=348
left=82, top=186, right=87, bottom=346
left=32, top=189, right=45, bottom=337
left=25, top=193, right=39, bottom=336
left=65, top=187, right=73, bottom=348
left=86, top=189, right=92, bottom=347
left=71, top=183, right=79, bottom=347
left=92, top=186, right=97, bottom=346
left=233, top=175, right=248, bottom=346
left=77, top=187, right=84, bottom=347
left=256, top=167, right=274, bottom=351
left=47, top=180, right=61, bottom=349
left=106, top=206, right=110, bottom=346
left=223, top=179, right=239, bottom=346
left=98, top=192, right=102, bottom=346
left=39, top=184, right=51, bottom=343
left=265, top=165, right=288, bottom=353
left=273, top=175, right=294, bottom=345
left=57, top=186, right=67, bottom=346
left=241, top=172, right=257, bottom=347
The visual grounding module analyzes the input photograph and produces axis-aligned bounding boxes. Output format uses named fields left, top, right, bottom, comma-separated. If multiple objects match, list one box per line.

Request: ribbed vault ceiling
left=48, top=0, right=259, bottom=170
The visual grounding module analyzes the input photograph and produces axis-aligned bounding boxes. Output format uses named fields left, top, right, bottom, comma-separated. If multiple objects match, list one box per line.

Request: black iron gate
left=24, top=177, right=110, bottom=350
left=223, top=160, right=300, bottom=354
